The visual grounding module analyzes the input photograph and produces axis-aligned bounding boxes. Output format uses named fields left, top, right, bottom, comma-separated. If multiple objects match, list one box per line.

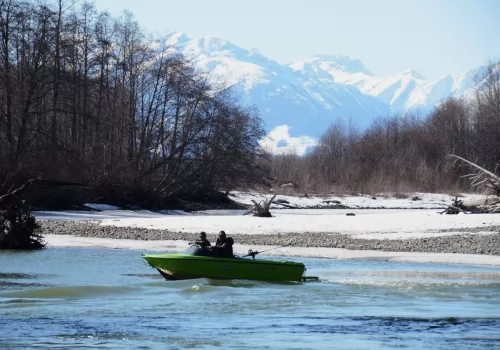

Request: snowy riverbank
left=34, top=192, right=500, bottom=265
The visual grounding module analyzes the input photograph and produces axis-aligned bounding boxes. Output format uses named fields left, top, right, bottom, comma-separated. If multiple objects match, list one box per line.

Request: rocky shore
left=40, top=220, right=500, bottom=256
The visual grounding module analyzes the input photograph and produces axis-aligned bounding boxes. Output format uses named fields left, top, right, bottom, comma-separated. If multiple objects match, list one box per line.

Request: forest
left=1, top=0, right=499, bottom=211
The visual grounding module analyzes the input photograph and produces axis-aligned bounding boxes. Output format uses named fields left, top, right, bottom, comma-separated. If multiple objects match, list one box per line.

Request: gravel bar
left=41, top=221, right=500, bottom=256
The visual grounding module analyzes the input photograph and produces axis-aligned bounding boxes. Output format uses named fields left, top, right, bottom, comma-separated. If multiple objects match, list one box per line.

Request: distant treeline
left=268, top=64, right=500, bottom=194
left=0, top=0, right=265, bottom=207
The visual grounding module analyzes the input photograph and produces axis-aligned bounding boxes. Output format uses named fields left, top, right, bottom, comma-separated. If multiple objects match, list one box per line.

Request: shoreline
left=43, top=234, right=500, bottom=267
left=40, top=220, right=500, bottom=256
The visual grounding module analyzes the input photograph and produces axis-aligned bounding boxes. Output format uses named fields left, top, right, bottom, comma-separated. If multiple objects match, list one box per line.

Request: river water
left=1, top=247, right=499, bottom=349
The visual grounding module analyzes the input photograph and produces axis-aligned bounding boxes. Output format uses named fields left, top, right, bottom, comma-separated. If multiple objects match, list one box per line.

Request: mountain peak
left=401, top=69, right=426, bottom=80
left=310, top=55, right=373, bottom=76
left=162, top=30, right=485, bottom=152
left=166, top=31, right=190, bottom=45
left=249, top=47, right=262, bottom=56
left=167, top=32, right=241, bottom=55
left=194, top=35, right=242, bottom=54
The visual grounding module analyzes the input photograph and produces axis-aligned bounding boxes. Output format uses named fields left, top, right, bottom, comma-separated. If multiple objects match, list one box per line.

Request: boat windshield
left=185, top=244, right=235, bottom=258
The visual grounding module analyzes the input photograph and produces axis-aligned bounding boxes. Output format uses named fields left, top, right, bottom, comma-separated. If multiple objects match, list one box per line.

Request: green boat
left=142, top=245, right=311, bottom=283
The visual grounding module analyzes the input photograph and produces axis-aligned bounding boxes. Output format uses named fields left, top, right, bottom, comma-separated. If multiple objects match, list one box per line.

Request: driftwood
left=441, top=155, right=500, bottom=214
left=273, top=201, right=298, bottom=209
left=449, top=155, right=500, bottom=194
left=243, top=194, right=277, bottom=217
left=0, top=179, right=45, bottom=250
left=440, top=196, right=500, bottom=214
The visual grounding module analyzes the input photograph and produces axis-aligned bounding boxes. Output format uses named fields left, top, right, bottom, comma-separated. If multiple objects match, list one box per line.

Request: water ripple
left=0, top=285, right=139, bottom=299
left=1, top=247, right=500, bottom=349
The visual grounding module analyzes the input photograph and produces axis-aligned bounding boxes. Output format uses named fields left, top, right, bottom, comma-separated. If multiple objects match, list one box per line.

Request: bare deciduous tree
left=0, top=0, right=266, bottom=209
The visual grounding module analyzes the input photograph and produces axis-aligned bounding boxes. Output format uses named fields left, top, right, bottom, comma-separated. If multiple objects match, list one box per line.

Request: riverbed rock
left=39, top=221, right=500, bottom=256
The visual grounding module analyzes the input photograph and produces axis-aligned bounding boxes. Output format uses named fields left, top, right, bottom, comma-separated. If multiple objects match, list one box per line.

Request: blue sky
left=95, top=0, right=500, bottom=80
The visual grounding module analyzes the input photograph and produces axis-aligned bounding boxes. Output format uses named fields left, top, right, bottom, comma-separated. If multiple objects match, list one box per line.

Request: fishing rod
left=242, top=242, right=295, bottom=260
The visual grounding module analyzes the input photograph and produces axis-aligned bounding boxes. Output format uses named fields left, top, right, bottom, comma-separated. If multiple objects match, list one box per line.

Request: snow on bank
left=34, top=191, right=485, bottom=222
left=44, top=234, right=500, bottom=267
left=34, top=207, right=500, bottom=241
left=83, top=203, right=121, bottom=211
left=91, top=209, right=499, bottom=240
left=33, top=191, right=486, bottom=222
left=229, top=191, right=483, bottom=209
left=33, top=192, right=500, bottom=246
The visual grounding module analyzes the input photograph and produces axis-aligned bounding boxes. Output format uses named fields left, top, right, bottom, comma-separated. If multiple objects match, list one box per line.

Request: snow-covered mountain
left=291, top=55, right=488, bottom=114
left=166, top=32, right=491, bottom=155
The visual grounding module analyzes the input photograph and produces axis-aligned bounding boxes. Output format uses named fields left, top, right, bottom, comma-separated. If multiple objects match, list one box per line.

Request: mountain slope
left=166, top=32, right=493, bottom=155
left=167, top=33, right=392, bottom=154
left=291, top=56, right=489, bottom=114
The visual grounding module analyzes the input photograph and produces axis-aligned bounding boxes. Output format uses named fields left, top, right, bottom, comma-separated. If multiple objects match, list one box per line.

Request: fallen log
left=441, top=155, right=500, bottom=214
left=273, top=201, right=298, bottom=209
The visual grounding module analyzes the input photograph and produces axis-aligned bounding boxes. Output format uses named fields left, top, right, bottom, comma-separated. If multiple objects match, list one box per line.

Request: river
left=1, top=247, right=499, bottom=349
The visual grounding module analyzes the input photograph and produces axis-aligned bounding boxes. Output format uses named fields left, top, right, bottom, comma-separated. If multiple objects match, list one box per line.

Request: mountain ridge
left=166, top=31, right=492, bottom=155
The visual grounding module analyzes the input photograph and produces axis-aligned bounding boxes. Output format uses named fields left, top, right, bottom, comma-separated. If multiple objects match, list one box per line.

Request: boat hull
left=142, top=253, right=305, bottom=282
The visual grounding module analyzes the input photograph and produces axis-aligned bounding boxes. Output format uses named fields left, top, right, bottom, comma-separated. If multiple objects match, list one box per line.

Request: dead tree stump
left=243, top=194, right=277, bottom=217
left=0, top=179, right=45, bottom=250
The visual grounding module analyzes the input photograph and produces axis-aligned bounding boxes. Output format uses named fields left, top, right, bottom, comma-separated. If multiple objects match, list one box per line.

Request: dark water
left=1, top=248, right=500, bottom=349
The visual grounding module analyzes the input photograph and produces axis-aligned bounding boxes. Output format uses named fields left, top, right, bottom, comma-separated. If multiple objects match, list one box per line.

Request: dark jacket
left=213, top=237, right=234, bottom=257
left=194, top=238, right=211, bottom=247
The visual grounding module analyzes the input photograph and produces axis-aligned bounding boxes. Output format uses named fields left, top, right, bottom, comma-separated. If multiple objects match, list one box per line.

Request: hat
left=200, top=231, right=207, bottom=237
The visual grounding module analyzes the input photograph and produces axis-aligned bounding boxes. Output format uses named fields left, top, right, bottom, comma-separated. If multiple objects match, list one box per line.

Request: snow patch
left=83, top=203, right=121, bottom=211
left=259, top=125, right=318, bottom=155
left=94, top=208, right=500, bottom=240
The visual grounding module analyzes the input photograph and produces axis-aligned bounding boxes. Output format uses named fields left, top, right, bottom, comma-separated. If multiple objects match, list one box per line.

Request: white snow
left=83, top=203, right=121, bottom=211
left=229, top=191, right=461, bottom=209
left=259, top=125, right=318, bottom=155
left=35, top=191, right=460, bottom=222
left=34, top=192, right=500, bottom=240
left=91, top=208, right=498, bottom=240
left=291, top=55, right=489, bottom=114
left=44, top=235, right=500, bottom=267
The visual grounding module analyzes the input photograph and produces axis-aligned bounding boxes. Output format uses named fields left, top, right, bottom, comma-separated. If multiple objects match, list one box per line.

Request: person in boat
left=210, top=231, right=234, bottom=257
left=193, top=231, right=211, bottom=248
left=215, top=231, right=226, bottom=247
